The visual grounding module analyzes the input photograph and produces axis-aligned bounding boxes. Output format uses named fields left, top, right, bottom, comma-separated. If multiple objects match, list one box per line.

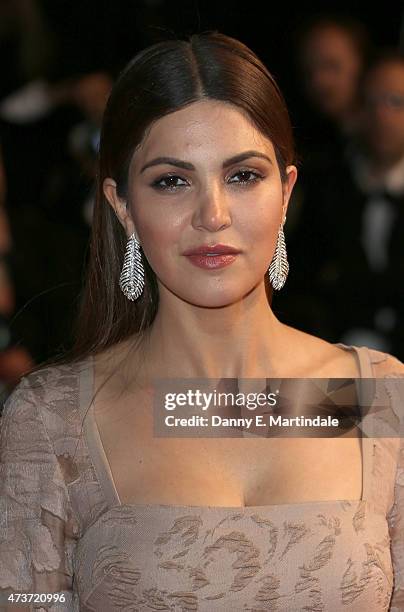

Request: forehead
left=303, top=26, right=356, bottom=59
left=132, top=99, right=275, bottom=165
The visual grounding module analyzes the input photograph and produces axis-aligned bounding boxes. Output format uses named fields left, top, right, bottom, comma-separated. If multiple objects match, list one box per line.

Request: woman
left=0, top=31, right=403, bottom=611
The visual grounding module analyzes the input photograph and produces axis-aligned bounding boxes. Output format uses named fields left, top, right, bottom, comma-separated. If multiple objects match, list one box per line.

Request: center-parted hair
left=32, top=30, right=297, bottom=372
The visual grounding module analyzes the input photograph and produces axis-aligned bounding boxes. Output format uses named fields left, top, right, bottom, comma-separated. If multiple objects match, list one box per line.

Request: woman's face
left=105, top=99, right=297, bottom=307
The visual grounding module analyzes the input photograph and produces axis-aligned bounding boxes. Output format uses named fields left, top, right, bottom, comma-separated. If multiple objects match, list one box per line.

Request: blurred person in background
left=337, top=48, right=404, bottom=356
left=0, top=0, right=55, bottom=102
left=293, top=12, right=371, bottom=169
left=68, top=71, right=113, bottom=225
left=0, top=69, right=112, bottom=365
left=278, top=48, right=404, bottom=360
left=0, top=0, right=113, bottom=367
left=0, top=144, right=34, bottom=400
left=274, top=13, right=371, bottom=340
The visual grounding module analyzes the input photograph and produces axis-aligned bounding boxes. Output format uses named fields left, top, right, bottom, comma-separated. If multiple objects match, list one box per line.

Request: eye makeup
left=150, top=169, right=266, bottom=192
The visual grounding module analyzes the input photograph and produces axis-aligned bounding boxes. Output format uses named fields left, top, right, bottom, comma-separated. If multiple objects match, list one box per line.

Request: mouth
left=182, top=244, right=241, bottom=256
left=184, top=252, right=239, bottom=270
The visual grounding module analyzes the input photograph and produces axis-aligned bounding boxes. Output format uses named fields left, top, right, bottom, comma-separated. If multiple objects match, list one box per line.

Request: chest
left=93, top=388, right=363, bottom=507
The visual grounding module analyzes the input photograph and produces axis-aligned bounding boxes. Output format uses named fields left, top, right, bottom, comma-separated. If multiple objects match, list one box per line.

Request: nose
left=192, top=185, right=232, bottom=232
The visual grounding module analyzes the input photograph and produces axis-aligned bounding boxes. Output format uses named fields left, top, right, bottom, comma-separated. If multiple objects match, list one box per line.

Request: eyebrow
left=140, top=150, right=273, bottom=173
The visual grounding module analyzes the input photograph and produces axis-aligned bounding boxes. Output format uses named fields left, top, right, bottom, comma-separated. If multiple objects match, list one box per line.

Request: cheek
left=237, top=201, right=280, bottom=250
left=133, top=206, right=184, bottom=267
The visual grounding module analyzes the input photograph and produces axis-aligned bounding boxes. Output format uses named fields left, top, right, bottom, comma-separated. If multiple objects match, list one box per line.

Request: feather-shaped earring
left=268, top=221, right=289, bottom=290
left=119, top=232, right=145, bottom=300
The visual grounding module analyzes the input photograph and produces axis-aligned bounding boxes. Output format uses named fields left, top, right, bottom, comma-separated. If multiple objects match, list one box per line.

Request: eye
left=151, top=174, right=189, bottom=191
left=150, top=169, right=265, bottom=192
left=228, top=170, right=264, bottom=186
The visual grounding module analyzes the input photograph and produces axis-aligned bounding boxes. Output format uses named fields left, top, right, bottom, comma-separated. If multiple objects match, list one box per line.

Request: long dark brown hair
left=27, top=30, right=298, bottom=376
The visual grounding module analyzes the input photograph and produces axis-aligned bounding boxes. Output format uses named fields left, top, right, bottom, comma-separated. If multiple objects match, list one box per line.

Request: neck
left=141, top=281, right=286, bottom=379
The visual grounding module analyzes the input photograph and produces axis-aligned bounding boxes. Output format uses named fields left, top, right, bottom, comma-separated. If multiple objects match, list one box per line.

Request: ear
left=282, top=165, right=298, bottom=223
left=103, top=178, right=136, bottom=237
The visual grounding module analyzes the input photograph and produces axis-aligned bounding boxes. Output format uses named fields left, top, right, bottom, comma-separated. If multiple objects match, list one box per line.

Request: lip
left=182, top=243, right=241, bottom=255
left=185, top=253, right=238, bottom=269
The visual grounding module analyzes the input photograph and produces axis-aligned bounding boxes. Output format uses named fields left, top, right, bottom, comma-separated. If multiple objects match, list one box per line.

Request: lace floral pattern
left=0, top=375, right=80, bottom=611
left=0, top=346, right=403, bottom=611
left=72, top=501, right=393, bottom=611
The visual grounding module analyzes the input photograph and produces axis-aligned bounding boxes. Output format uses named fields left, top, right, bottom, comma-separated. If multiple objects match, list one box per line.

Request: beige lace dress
left=0, top=343, right=403, bottom=611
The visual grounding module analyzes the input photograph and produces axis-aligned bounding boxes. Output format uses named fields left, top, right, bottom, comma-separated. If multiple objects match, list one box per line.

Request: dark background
left=0, top=0, right=403, bottom=375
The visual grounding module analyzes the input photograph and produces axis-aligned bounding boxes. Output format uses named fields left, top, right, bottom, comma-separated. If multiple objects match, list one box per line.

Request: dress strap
left=355, top=345, right=374, bottom=377
left=352, top=346, right=377, bottom=504
left=334, top=342, right=375, bottom=503
left=334, top=342, right=374, bottom=378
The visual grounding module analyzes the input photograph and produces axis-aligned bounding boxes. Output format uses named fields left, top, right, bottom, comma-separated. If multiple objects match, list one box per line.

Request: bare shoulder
left=280, top=325, right=360, bottom=377
left=92, top=334, right=149, bottom=416
left=93, top=335, right=145, bottom=380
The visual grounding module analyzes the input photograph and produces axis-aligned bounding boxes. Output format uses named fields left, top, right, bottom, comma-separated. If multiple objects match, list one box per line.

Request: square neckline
left=80, top=342, right=374, bottom=511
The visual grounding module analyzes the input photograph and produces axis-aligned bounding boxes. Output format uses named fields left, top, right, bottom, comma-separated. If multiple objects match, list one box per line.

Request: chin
left=170, top=283, right=258, bottom=308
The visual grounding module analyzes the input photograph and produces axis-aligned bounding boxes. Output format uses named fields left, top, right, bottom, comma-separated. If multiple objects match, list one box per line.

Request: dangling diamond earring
left=119, top=232, right=145, bottom=300
left=268, top=219, right=289, bottom=290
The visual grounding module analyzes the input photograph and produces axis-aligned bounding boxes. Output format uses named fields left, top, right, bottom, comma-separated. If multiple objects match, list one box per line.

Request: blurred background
left=0, top=0, right=403, bottom=400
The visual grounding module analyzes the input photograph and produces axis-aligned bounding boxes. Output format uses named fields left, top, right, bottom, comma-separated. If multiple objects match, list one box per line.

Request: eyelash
left=150, top=170, right=265, bottom=191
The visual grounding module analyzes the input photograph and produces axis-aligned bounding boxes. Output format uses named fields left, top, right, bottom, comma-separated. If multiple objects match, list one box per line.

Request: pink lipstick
left=182, top=243, right=240, bottom=270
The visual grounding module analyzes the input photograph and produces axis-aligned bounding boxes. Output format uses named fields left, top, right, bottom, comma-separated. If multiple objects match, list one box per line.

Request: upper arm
left=375, top=352, right=404, bottom=610
left=387, top=434, right=404, bottom=611
left=0, top=376, right=79, bottom=611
